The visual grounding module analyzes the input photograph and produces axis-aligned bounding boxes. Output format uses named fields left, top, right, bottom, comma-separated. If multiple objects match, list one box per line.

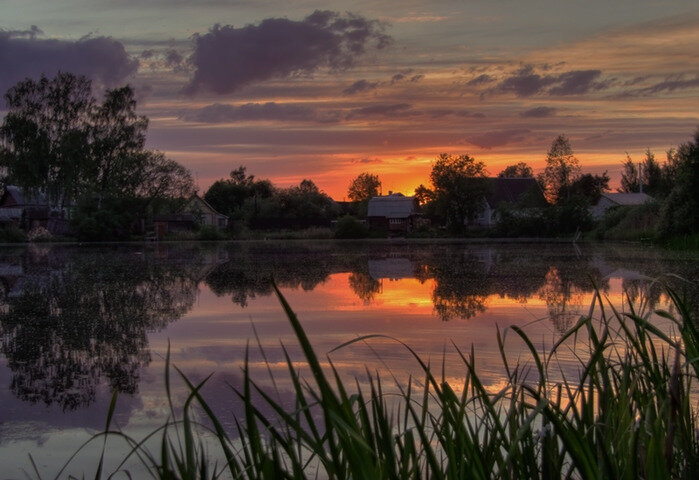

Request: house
left=0, top=185, right=61, bottom=232
left=472, top=177, right=544, bottom=227
left=367, top=192, right=425, bottom=233
left=590, top=192, right=654, bottom=220
left=152, top=213, right=198, bottom=239
left=185, top=194, right=228, bottom=228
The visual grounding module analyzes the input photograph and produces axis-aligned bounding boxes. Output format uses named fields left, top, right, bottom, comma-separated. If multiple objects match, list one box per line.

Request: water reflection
left=0, top=244, right=215, bottom=410
left=0, top=241, right=696, bottom=412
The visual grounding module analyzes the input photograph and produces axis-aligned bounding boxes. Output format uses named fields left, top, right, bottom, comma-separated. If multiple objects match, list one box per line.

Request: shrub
left=196, top=224, right=227, bottom=241
left=0, top=226, right=27, bottom=243
left=334, top=215, right=369, bottom=239
left=27, top=226, right=52, bottom=242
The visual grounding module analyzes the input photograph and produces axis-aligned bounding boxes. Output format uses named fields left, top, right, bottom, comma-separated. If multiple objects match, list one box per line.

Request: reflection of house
left=367, top=192, right=424, bottom=233
left=186, top=195, right=228, bottom=228
left=590, top=192, right=654, bottom=220
left=473, top=178, right=543, bottom=227
left=367, top=258, right=415, bottom=280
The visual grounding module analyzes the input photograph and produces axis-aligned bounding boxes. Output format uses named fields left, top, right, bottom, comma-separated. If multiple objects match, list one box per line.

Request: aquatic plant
left=38, top=282, right=698, bottom=479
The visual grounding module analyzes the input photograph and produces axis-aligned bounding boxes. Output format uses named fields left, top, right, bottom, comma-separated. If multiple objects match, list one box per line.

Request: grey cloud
left=410, top=74, right=424, bottom=82
left=548, top=70, right=606, bottom=95
left=180, top=102, right=340, bottom=123
left=391, top=73, right=406, bottom=83
left=3, top=25, right=43, bottom=39
left=494, top=65, right=608, bottom=97
left=640, top=75, right=699, bottom=95
left=164, top=49, right=184, bottom=67
left=184, top=10, right=391, bottom=95
left=342, top=79, right=379, bottom=95
left=466, top=74, right=494, bottom=86
left=465, top=129, right=530, bottom=149
left=347, top=103, right=412, bottom=118
left=0, top=30, right=138, bottom=93
left=520, top=106, right=557, bottom=118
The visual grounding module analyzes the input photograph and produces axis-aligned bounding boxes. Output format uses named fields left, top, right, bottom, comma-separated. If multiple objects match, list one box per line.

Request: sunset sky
left=1, top=0, right=698, bottom=198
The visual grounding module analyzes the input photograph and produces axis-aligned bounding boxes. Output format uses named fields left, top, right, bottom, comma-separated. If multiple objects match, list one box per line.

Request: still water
left=0, top=241, right=696, bottom=477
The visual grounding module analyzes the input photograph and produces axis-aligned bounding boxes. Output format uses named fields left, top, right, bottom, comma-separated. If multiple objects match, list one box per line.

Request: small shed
left=591, top=193, right=654, bottom=220
left=0, top=186, right=50, bottom=230
left=367, top=192, right=423, bottom=233
left=186, top=195, right=228, bottom=228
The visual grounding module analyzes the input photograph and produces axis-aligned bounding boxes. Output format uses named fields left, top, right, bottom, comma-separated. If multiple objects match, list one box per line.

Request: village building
left=366, top=192, right=425, bottom=234
left=152, top=194, right=228, bottom=240
left=590, top=192, right=654, bottom=220
left=0, top=185, right=72, bottom=234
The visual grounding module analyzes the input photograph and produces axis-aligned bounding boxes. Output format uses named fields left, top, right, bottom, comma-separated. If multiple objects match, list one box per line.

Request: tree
left=568, top=172, right=610, bottom=204
left=348, top=172, right=381, bottom=202
left=498, top=162, right=534, bottom=178
left=429, top=153, right=489, bottom=231
left=619, top=153, right=639, bottom=193
left=204, top=166, right=274, bottom=220
left=0, top=72, right=93, bottom=208
left=538, top=134, right=580, bottom=203
left=658, top=129, right=699, bottom=237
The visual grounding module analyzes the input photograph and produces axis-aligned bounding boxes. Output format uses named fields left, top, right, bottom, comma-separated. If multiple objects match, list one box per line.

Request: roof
left=187, top=194, right=228, bottom=219
left=600, top=193, right=653, bottom=206
left=486, top=177, right=541, bottom=207
left=154, top=213, right=197, bottom=223
left=1, top=185, right=47, bottom=207
left=367, top=193, right=417, bottom=219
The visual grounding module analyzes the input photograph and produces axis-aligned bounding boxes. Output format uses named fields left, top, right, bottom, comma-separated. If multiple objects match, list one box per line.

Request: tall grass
left=44, top=283, right=698, bottom=479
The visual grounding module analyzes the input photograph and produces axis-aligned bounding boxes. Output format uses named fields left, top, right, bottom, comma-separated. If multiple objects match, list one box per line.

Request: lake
left=0, top=240, right=696, bottom=477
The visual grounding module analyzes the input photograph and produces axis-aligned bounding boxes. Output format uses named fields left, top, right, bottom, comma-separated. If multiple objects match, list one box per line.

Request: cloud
left=464, top=129, right=530, bottom=149
left=493, top=65, right=608, bottom=97
left=347, top=103, right=412, bottom=118
left=0, top=29, right=138, bottom=93
left=184, top=10, right=391, bottom=95
left=520, top=106, right=557, bottom=118
left=342, top=79, right=379, bottom=95
left=637, top=74, right=699, bottom=95
left=466, top=74, right=494, bottom=86
left=180, top=102, right=339, bottom=123
left=164, top=49, right=184, bottom=68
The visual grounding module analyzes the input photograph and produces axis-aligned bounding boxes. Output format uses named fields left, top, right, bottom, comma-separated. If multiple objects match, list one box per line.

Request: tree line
left=1, top=73, right=696, bottom=241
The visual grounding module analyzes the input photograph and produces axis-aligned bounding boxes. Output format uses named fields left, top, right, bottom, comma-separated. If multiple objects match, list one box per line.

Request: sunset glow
left=2, top=1, right=697, bottom=197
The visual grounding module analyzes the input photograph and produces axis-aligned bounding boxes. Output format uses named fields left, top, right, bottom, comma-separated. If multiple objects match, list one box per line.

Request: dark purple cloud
left=184, top=10, right=391, bottom=95
left=164, top=49, right=184, bottom=68
left=639, top=75, right=699, bottom=95
left=347, top=103, right=412, bottom=118
left=0, top=29, right=138, bottom=94
left=465, top=128, right=530, bottom=149
left=343, top=79, right=379, bottom=95
left=466, top=74, right=494, bottom=86
left=180, top=102, right=340, bottom=123
left=494, top=65, right=607, bottom=97
left=520, top=106, right=557, bottom=118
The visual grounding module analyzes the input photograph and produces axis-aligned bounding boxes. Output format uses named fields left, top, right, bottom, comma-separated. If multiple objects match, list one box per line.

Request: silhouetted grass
left=40, top=282, right=698, bottom=479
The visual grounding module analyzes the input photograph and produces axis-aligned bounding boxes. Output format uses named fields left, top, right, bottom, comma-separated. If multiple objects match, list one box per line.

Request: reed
left=44, top=282, right=698, bottom=479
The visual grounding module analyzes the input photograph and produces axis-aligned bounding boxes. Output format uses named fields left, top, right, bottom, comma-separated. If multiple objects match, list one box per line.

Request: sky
left=1, top=0, right=698, bottom=198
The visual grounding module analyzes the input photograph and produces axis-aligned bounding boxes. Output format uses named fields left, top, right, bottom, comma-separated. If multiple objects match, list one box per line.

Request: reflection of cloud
left=184, top=10, right=391, bottom=94
left=465, top=129, right=530, bottom=149
left=0, top=29, right=138, bottom=93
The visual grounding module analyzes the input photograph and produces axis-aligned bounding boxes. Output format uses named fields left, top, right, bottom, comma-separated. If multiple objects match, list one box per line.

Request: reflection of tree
left=205, top=244, right=332, bottom=307
left=348, top=272, right=381, bottom=304
left=538, top=267, right=584, bottom=333
left=0, top=246, right=202, bottom=410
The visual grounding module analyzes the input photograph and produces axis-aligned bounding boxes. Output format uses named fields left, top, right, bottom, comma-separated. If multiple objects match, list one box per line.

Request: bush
left=591, top=201, right=661, bottom=241
left=27, top=226, right=52, bottom=242
left=334, top=215, right=369, bottom=239
left=0, top=226, right=27, bottom=243
left=196, top=224, right=227, bottom=241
